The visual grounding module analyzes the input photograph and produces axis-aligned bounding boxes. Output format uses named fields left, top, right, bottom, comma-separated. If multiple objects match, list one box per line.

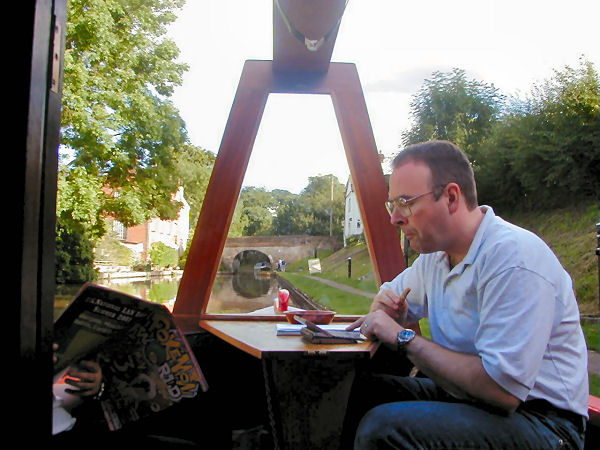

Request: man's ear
left=446, top=183, right=461, bottom=214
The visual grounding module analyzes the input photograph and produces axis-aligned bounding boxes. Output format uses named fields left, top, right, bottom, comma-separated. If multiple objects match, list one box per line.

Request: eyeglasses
left=385, top=187, right=443, bottom=217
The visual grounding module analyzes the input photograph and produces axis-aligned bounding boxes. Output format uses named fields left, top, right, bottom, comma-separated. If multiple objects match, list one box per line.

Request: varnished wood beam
left=174, top=60, right=405, bottom=325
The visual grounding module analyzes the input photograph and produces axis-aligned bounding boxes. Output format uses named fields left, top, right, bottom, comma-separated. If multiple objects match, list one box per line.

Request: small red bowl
left=284, top=310, right=336, bottom=325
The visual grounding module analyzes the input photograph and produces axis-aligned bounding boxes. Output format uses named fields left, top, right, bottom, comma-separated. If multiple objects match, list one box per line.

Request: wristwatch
left=396, top=328, right=416, bottom=352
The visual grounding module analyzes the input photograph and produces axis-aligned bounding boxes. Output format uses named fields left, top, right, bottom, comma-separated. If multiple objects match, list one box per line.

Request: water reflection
left=55, top=271, right=295, bottom=318
left=232, top=272, right=272, bottom=298
left=206, top=272, right=282, bottom=314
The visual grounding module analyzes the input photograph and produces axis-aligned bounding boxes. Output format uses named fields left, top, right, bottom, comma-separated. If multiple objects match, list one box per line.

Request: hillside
left=502, top=202, right=599, bottom=315
left=283, top=203, right=599, bottom=395
left=289, top=202, right=599, bottom=315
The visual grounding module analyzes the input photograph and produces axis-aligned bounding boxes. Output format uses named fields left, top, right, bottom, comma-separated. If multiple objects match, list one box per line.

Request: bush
left=149, top=242, right=179, bottom=268
left=94, top=231, right=135, bottom=267
left=55, top=218, right=97, bottom=284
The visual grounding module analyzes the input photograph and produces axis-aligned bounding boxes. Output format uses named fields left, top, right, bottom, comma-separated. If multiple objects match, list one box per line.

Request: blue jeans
left=345, top=373, right=585, bottom=449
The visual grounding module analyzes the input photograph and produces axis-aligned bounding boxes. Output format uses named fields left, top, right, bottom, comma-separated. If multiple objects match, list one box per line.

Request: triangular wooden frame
left=173, top=59, right=406, bottom=328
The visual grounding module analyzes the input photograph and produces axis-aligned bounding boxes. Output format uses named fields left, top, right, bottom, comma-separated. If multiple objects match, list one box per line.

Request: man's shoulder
left=480, top=214, right=561, bottom=272
left=479, top=209, right=544, bottom=248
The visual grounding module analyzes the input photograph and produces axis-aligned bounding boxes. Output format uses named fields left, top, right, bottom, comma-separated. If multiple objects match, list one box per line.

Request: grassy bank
left=286, top=202, right=599, bottom=316
left=282, top=202, right=599, bottom=394
left=279, top=272, right=372, bottom=315
left=502, top=202, right=599, bottom=315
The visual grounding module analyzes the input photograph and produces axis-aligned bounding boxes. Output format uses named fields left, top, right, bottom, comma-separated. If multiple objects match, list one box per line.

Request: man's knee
left=354, top=404, right=398, bottom=449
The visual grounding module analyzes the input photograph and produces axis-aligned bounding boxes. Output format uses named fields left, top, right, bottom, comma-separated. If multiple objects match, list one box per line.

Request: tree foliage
left=95, top=228, right=136, bottom=266
left=402, top=59, right=599, bottom=213
left=61, top=0, right=191, bottom=226
left=238, top=187, right=278, bottom=236
left=149, top=241, right=179, bottom=268
left=175, top=144, right=216, bottom=228
left=272, top=175, right=346, bottom=238
left=57, top=164, right=105, bottom=240
left=402, top=68, right=504, bottom=156
left=55, top=217, right=98, bottom=284
left=57, top=0, right=218, bottom=282
left=231, top=175, right=346, bottom=239
left=476, top=58, right=599, bottom=211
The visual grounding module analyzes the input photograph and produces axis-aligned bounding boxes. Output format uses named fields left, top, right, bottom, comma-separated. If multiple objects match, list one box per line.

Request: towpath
left=304, top=275, right=375, bottom=299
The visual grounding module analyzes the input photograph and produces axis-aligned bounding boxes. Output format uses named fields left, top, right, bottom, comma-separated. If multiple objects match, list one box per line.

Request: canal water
left=54, top=271, right=299, bottom=319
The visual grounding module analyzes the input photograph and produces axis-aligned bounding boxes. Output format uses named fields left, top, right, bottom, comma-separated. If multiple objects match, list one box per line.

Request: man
left=345, top=140, right=588, bottom=449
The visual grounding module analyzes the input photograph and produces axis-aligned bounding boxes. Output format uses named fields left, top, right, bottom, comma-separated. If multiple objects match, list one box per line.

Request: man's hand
left=347, top=310, right=404, bottom=348
left=370, top=287, right=411, bottom=323
left=64, top=361, right=103, bottom=397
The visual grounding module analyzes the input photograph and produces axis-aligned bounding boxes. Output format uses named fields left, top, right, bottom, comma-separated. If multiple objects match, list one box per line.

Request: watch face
left=397, top=329, right=415, bottom=344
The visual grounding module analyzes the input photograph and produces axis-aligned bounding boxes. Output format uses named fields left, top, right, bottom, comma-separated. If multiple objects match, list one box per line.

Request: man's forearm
left=406, top=335, right=521, bottom=414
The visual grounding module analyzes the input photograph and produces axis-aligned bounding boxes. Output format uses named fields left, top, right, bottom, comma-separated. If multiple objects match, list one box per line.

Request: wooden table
left=199, top=317, right=378, bottom=450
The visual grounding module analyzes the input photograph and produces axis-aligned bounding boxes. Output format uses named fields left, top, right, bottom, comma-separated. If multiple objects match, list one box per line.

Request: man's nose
left=390, top=208, right=408, bottom=226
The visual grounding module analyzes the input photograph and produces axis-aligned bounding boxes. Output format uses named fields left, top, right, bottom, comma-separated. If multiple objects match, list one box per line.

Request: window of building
left=112, top=220, right=126, bottom=240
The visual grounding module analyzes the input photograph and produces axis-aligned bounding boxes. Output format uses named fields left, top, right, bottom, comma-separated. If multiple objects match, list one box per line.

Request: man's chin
left=406, top=239, right=433, bottom=255
left=406, top=238, right=422, bottom=254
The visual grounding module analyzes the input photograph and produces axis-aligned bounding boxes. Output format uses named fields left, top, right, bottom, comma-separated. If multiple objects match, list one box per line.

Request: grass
left=591, top=374, right=600, bottom=397
left=283, top=203, right=599, bottom=394
left=582, top=321, right=599, bottom=351
left=503, top=202, right=599, bottom=315
left=279, top=272, right=372, bottom=315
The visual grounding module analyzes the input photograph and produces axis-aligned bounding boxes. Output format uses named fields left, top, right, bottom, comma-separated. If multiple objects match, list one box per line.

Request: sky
left=168, top=0, right=600, bottom=194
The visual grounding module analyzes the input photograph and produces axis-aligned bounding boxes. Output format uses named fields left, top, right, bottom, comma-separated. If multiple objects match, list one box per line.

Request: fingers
left=350, top=310, right=400, bottom=344
left=65, top=361, right=103, bottom=397
left=53, top=343, right=59, bottom=364
left=346, top=316, right=366, bottom=331
left=346, top=287, right=412, bottom=337
left=371, top=289, right=398, bottom=312
left=346, top=316, right=378, bottom=341
left=400, top=287, right=411, bottom=302
left=371, top=288, right=409, bottom=321
left=78, top=360, right=101, bottom=374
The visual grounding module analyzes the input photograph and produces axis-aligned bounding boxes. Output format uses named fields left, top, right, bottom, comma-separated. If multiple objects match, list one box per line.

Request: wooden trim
left=589, top=395, right=600, bottom=427
left=17, top=0, right=67, bottom=440
left=174, top=60, right=405, bottom=323
left=174, top=61, right=270, bottom=318
left=272, top=0, right=347, bottom=73
left=328, top=64, right=406, bottom=285
left=196, top=313, right=362, bottom=322
left=198, top=319, right=379, bottom=360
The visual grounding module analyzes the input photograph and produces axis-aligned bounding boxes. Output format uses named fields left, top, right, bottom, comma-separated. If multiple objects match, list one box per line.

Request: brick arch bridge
left=221, top=235, right=341, bottom=272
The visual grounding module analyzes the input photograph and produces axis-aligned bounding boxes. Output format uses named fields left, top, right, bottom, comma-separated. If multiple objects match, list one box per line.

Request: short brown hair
left=392, top=140, right=478, bottom=210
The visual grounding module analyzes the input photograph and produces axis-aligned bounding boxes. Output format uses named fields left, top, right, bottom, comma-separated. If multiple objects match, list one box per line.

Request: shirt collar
left=449, top=205, right=495, bottom=270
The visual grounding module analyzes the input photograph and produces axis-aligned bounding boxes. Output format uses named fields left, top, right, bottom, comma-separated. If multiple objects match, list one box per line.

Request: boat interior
left=17, top=1, right=599, bottom=448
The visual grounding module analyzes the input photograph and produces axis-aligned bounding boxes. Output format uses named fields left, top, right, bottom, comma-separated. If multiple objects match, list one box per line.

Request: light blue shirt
left=380, top=206, right=589, bottom=417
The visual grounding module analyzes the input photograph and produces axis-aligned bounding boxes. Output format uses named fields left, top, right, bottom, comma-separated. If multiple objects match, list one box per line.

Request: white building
left=343, top=153, right=399, bottom=247
left=343, top=178, right=363, bottom=246
left=111, top=186, right=191, bottom=263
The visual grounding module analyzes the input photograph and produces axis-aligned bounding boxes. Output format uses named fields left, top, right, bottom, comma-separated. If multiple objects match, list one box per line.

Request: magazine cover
left=54, top=283, right=208, bottom=431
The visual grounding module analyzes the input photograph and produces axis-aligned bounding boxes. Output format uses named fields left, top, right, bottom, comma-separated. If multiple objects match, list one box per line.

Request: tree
left=149, top=242, right=179, bottom=268
left=238, top=187, right=277, bottom=235
left=56, top=0, right=218, bottom=283
left=402, top=68, right=504, bottom=157
left=95, top=229, right=136, bottom=267
left=476, top=58, right=599, bottom=211
left=175, top=143, right=216, bottom=228
left=272, top=175, right=345, bottom=238
left=228, top=201, right=249, bottom=238
left=55, top=217, right=98, bottom=284
left=61, top=0, right=190, bottom=226
left=57, top=164, right=105, bottom=240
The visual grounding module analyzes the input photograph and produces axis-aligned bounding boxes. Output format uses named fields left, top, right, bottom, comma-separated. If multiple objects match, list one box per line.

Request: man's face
left=388, top=161, right=447, bottom=254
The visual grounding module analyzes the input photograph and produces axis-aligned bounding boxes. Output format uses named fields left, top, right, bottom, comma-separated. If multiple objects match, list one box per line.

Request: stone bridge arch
left=220, top=235, right=341, bottom=273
